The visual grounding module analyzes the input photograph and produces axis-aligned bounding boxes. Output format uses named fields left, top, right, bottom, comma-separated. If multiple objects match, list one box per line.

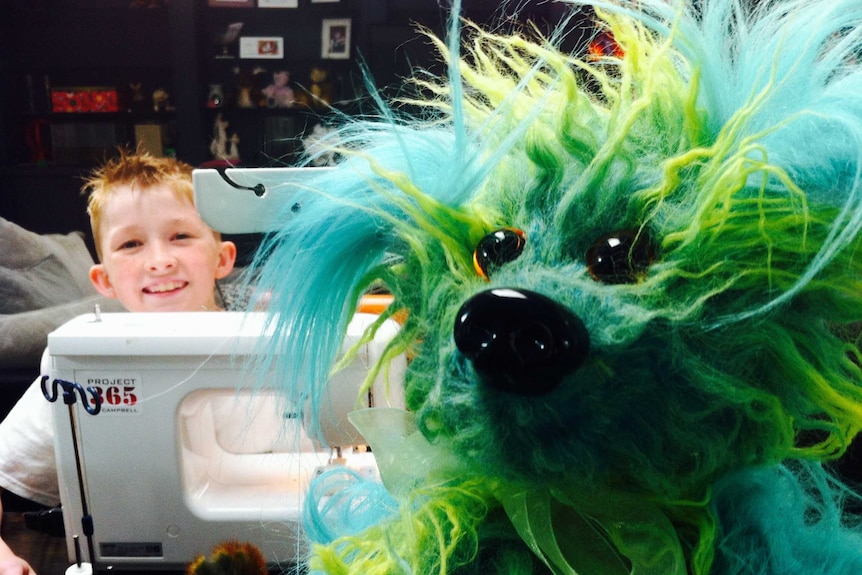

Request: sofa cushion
left=0, top=218, right=97, bottom=314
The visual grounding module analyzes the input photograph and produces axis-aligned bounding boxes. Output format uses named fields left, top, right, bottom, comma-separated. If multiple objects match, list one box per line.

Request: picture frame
left=321, top=18, right=351, bottom=60
left=239, top=36, right=284, bottom=59
left=258, top=0, right=298, bottom=7
left=208, top=0, right=254, bottom=7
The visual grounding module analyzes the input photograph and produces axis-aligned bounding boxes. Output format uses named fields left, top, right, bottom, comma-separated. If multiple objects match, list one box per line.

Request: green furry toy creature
left=247, top=0, right=862, bottom=573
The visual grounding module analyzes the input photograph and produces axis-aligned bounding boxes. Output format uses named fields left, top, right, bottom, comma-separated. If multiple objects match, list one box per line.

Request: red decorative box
left=51, top=88, right=119, bottom=113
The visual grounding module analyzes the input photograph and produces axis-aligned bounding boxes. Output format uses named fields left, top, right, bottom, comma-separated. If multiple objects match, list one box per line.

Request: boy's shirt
left=0, top=352, right=64, bottom=507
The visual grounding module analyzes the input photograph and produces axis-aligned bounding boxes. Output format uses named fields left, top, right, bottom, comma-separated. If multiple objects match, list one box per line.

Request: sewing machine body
left=46, top=310, right=404, bottom=570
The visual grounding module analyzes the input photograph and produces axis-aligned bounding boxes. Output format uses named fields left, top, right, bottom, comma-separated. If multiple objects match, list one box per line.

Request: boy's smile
left=143, top=280, right=188, bottom=295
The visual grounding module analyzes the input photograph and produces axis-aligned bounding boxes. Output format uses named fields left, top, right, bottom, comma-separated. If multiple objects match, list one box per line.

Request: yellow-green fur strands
left=250, top=0, right=862, bottom=573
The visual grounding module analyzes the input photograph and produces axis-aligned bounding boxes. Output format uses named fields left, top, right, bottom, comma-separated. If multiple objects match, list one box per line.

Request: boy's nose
left=147, top=246, right=177, bottom=272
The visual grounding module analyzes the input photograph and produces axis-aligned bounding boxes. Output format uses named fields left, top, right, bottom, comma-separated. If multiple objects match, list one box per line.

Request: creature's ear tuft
left=246, top=115, right=492, bottom=439
left=246, top=165, right=401, bottom=440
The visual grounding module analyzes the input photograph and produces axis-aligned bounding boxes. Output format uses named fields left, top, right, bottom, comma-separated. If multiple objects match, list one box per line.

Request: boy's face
left=89, top=184, right=237, bottom=312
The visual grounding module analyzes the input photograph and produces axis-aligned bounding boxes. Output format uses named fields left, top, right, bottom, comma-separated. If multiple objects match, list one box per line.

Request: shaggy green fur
left=250, top=1, right=862, bottom=573
left=310, top=481, right=491, bottom=575
left=316, top=13, right=862, bottom=573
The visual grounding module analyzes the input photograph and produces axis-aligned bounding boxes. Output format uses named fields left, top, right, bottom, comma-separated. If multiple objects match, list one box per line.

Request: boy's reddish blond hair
left=83, top=149, right=203, bottom=259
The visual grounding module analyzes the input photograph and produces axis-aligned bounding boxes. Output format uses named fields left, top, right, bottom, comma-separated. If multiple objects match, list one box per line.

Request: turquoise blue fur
left=711, top=464, right=862, bottom=575
left=248, top=0, right=862, bottom=573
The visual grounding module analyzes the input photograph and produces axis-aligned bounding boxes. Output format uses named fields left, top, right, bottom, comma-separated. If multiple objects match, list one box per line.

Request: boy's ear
left=215, top=240, right=238, bottom=280
left=89, top=264, right=118, bottom=298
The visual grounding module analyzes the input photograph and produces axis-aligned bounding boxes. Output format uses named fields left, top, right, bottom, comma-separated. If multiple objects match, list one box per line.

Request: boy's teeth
left=149, top=282, right=183, bottom=293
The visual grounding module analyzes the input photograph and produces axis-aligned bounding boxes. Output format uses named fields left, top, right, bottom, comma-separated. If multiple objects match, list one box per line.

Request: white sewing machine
left=46, top=308, right=404, bottom=570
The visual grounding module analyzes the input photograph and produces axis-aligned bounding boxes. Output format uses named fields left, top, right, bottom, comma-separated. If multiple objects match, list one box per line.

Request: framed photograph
left=321, top=18, right=351, bottom=60
left=208, top=0, right=254, bottom=7
left=239, top=36, right=284, bottom=59
left=258, top=0, right=298, bottom=6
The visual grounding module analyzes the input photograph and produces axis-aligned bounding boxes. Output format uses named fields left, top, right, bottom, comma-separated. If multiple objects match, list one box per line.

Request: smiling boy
left=0, top=151, right=236, bottom=574
left=87, top=168, right=235, bottom=312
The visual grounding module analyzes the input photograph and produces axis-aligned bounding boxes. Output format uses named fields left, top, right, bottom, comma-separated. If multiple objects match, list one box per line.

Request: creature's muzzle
left=453, top=288, right=590, bottom=396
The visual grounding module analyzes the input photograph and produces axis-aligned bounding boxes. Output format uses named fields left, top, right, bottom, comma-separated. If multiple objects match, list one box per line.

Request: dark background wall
left=0, top=0, right=590, bottom=248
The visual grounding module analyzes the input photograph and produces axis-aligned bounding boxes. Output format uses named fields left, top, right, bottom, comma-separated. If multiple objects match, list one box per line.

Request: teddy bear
left=244, top=0, right=862, bottom=573
left=295, top=65, right=333, bottom=110
left=262, top=70, right=295, bottom=108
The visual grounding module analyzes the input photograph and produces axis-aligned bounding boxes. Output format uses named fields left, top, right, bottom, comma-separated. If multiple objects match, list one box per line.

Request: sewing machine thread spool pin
left=74, top=535, right=82, bottom=566
left=330, top=445, right=347, bottom=465
left=91, top=304, right=101, bottom=323
left=65, top=535, right=93, bottom=575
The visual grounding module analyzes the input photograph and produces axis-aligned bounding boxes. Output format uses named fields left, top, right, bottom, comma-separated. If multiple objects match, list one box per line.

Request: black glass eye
left=586, top=229, right=655, bottom=284
left=473, top=228, right=526, bottom=281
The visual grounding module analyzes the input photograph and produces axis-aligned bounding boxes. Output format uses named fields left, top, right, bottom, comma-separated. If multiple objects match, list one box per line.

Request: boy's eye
left=118, top=240, right=141, bottom=250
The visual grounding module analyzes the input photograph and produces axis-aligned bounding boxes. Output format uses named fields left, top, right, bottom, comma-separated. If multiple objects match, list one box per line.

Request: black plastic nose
left=453, top=288, right=590, bottom=396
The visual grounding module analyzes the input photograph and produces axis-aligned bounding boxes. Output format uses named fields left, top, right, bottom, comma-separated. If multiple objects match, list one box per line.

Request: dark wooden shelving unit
left=0, top=0, right=582, bottom=239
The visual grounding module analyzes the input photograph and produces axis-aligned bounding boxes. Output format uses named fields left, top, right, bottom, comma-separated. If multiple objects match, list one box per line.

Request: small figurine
left=228, top=133, right=240, bottom=160
left=209, top=113, right=229, bottom=159
left=152, top=88, right=171, bottom=112
left=208, top=113, right=241, bottom=164
left=262, top=70, right=295, bottom=108
left=128, top=82, right=147, bottom=113
left=207, top=84, right=224, bottom=109
left=296, top=66, right=332, bottom=110
left=251, top=66, right=270, bottom=107
left=214, top=22, right=244, bottom=59
left=235, top=68, right=256, bottom=109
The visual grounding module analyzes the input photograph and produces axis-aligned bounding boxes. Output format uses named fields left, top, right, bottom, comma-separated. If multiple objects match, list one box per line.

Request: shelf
left=20, top=111, right=176, bottom=122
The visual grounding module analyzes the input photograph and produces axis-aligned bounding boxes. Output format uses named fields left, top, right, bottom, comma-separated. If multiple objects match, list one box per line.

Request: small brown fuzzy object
left=186, top=540, right=268, bottom=575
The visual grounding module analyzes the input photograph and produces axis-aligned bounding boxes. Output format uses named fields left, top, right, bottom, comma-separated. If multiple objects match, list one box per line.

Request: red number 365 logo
left=90, top=386, right=138, bottom=408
